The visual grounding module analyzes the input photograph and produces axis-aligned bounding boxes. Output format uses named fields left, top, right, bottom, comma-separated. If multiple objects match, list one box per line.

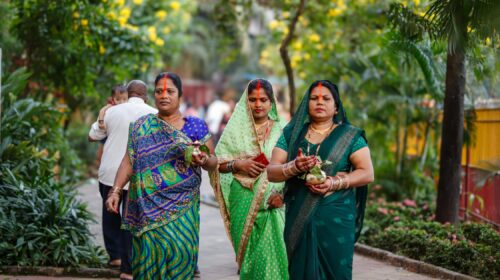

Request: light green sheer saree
left=211, top=81, right=289, bottom=279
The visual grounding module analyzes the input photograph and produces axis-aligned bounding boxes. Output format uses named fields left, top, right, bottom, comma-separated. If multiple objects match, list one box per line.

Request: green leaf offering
left=184, top=146, right=194, bottom=166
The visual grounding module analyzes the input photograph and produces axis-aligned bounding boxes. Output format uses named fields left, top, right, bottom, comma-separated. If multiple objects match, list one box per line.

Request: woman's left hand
left=306, top=176, right=333, bottom=196
left=267, top=193, right=284, bottom=209
left=192, top=152, right=209, bottom=167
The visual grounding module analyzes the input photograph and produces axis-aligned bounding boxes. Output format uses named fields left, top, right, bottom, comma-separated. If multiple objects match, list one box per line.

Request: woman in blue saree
left=106, top=72, right=218, bottom=279
left=267, top=80, right=374, bottom=280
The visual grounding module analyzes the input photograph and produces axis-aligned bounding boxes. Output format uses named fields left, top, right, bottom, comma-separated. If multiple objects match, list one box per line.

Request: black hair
left=154, top=72, right=183, bottom=97
left=308, top=80, right=340, bottom=109
left=111, top=85, right=127, bottom=96
left=247, top=79, right=274, bottom=102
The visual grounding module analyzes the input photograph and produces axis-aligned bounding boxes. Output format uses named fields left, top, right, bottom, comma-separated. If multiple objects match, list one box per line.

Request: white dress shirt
left=89, top=97, right=158, bottom=189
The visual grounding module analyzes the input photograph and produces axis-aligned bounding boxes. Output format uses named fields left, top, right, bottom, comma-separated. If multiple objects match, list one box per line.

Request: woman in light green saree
left=211, top=79, right=289, bottom=279
left=267, top=80, right=374, bottom=280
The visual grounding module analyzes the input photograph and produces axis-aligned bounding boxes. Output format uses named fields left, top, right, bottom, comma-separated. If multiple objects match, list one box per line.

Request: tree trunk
left=435, top=48, right=466, bottom=224
left=279, top=0, right=306, bottom=115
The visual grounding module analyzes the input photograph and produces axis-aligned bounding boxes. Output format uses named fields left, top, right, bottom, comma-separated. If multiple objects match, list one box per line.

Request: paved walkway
left=2, top=172, right=436, bottom=279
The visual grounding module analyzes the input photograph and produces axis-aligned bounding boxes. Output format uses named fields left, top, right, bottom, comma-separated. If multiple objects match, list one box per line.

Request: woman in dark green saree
left=267, top=80, right=374, bottom=280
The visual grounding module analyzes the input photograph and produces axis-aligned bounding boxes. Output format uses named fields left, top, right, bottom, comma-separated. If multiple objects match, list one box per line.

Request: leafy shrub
left=361, top=199, right=500, bottom=279
left=0, top=68, right=105, bottom=267
left=0, top=173, right=106, bottom=267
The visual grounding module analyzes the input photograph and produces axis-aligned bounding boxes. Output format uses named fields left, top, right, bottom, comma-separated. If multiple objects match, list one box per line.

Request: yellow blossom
left=99, top=45, right=106, bottom=55
left=467, top=26, right=473, bottom=33
left=107, top=11, right=117, bottom=20
left=73, top=12, right=80, bottom=18
left=120, top=7, right=131, bottom=19
left=162, top=26, right=171, bottom=34
left=81, top=19, right=89, bottom=26
left=338, top=0, right=346, bottom=10
left=299, top=72, right=306, bottom=79
left=401, top=0, right=408, bottom=7
left=115, top=0, right=125, bottom=7
left=118, top=17, right=127, bottom=27
left=155, top=38, right=165, bottom=46
left=282, top=11, right=290, bottom=19
left=418, top=11, right=426, bottom=17
left=148, top=26, right=158, bottom=41
left=292, top=41, right=303, bottom=51
left=308, top=33, right=321, bottom=43
left=170, top=1, right=181, bottom=11
left=303, top=53, right=311, bottom=61
left=261, top=50, right=269, bottom=59
left=315, top=44, right=324, bottom=50
left=413, top=0, right=420, bottom=6
left=375, top=29, right=382, bottom=34
left=125, top=24, right=138, bottom=32
left=268, top=20, right=279, bottom=30
left=485, top=37, right=491, bottom=45
left=328, top=8, right=342, bottom=17
left=133, top=0, right=143, bottom=4
left=156, top=10, right=167, bottom=20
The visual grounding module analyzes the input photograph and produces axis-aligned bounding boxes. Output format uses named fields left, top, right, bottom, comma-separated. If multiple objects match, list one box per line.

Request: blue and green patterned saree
left=123, top=114, right=210, bottom=280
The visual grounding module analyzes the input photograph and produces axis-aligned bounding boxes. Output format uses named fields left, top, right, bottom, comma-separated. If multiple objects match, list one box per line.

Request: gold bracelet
left=340, top=174, right=350, bottom=189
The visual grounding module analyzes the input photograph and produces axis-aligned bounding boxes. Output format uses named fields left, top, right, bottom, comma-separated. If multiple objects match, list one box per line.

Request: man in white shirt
left=88, top=80, right=157, bottom=280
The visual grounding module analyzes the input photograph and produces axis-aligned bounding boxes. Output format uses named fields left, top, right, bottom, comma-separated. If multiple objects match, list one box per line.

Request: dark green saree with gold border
left=275, top=81, right=368, bottom=280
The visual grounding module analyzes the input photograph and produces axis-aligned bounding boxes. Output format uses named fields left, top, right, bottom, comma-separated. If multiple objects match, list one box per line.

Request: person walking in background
left=267, top=80, right=374, bottom=280
left=106, top=72, right=218, bottom=279
left=212, top=79, right=289, bottom=279
left=95, top=85, right=128, bottom=168
left=205, top=88, right=235, bottom=143
left=88, top=80, right=157, bottom=280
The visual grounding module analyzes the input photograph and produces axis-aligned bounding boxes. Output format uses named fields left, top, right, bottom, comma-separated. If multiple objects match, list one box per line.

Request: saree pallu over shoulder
left=124, top=114, right=210, bottom=236
left=283, top=124, right=368, bottom=279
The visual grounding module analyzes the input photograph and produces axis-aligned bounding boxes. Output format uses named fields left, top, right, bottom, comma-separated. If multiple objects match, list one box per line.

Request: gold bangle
left=341, top=174, right=350, bottom=189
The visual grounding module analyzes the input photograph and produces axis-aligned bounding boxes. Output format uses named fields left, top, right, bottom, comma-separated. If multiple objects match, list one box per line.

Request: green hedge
left=360, top=199, right=500, bottom=279
left=0, top=68, right=105, bottom=267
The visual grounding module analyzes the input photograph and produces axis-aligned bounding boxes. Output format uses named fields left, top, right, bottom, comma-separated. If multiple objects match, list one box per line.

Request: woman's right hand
left=294, top=148, right=318, bottom=172
left=235, top=159, right=266, bottom=178
left=105, top=193, right=120, bottom=214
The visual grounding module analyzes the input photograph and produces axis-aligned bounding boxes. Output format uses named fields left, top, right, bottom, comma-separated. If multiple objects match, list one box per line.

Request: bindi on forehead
left=317, top=82, right=323, bottom=101
left=256, top=80, right=261, bottom=99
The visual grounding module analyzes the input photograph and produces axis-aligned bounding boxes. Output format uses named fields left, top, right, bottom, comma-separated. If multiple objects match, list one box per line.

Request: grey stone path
left=1, top=172, right=436, bottom=279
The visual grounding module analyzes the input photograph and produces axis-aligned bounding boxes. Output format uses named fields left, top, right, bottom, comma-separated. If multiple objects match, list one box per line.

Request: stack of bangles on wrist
left=329, top=174, right=350, bottom=191
left=282, top=159, right=302, bottom=177
left=227, top=160, right=236, bottom=173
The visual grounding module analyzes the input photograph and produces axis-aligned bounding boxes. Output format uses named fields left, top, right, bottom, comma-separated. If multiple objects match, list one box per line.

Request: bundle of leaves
left=360, top=199, right=499, bottom=279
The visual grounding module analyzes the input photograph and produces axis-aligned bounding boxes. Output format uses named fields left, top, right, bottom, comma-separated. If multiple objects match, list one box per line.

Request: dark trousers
left=99, top=182, right=132, bottom=274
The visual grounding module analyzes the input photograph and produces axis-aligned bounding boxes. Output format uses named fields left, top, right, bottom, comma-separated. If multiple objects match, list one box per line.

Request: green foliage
left=0, top=69, right=104, bottom=267
left=361, top=200, right=500, bottom=279
left=0, top=174, right=106, bottom=267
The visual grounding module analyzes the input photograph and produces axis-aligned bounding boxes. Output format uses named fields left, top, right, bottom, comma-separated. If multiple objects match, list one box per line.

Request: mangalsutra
left=256, top=120, right=270, bottom=144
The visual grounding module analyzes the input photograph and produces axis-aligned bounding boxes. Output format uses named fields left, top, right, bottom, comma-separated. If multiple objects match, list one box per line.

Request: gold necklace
left=310, top=122, right=335, bottom=135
